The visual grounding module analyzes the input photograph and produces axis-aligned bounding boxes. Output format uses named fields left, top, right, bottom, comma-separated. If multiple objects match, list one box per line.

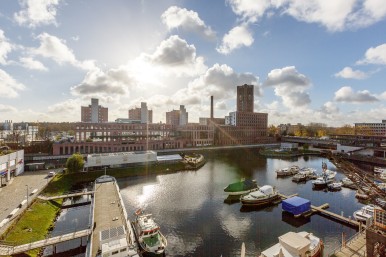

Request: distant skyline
left=1, top=0, right=386, bottom=126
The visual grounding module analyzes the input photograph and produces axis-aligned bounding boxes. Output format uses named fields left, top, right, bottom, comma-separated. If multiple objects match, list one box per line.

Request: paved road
left=0, top=168, right=62, bottom=235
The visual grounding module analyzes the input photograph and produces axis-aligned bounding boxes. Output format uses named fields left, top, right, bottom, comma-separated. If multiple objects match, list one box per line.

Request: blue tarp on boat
left=282, top=196, right=311, bottom=216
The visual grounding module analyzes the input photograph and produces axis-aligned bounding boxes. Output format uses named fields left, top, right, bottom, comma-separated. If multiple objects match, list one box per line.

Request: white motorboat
left=240, top=185, right=280, bottom=206
left=276, top=168, right=293, bottom=177
left=132, top=210, right=167, bottom=256
left=341, top=177, right=357, bottom=189
left=328, top=182, right=342, bottom=191
left=353, top=204, right=379, bottom=223
left=259, top=231, right=323, bottom=257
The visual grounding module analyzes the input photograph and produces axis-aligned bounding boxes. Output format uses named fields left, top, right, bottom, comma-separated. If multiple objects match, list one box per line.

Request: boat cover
left=282, top=196, right=311, bottom=216
left=224, top=179, right=256, bottom=192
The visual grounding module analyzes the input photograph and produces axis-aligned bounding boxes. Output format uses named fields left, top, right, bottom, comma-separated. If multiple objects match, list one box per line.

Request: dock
left=88, top=175, right=139, bottom=257
left=329, top=230, right=366, bottom=257
left=278, top=193, right=361, bottom=228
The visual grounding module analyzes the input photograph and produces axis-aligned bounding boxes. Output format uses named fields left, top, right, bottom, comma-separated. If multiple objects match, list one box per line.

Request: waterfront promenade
left=0, top=168, right=60, bottom=235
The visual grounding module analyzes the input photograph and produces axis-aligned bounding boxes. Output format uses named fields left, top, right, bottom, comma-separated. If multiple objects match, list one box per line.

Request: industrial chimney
left=210, top=96, right=214, bottom=119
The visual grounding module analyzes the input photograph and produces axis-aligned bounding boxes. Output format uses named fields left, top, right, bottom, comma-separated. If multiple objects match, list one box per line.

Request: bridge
left=0, top=229, right=91, bottom=256
left=38, top=190, right=94, bottom=201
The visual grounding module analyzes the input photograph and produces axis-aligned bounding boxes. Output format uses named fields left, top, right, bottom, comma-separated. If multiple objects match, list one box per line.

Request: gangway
left=38, top=191, right=94, bottom=201
left=0, top=229, right=91, bottom=256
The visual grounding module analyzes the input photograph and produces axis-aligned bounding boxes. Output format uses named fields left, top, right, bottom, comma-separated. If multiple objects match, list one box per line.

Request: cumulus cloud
left=140, top=35, right=206, bottom=76
left=334, top=67, right=368, bottom=79
left=320, top=101, right=339, bottom=114
left=14, top=0, right=60, bottom=27
left=161, top=6, right=216, bottom=40
left=227, top=0, right=386, bottom=32
left=357, top=43, right=386, bottom=65
left=217, top=25, right=254, bottom=54
left=19, top=57, right=48, bottom=71
left=334, top=86, right=379, bottom=103
left=31, top=32, right=95, bottom=70
left=0, top=69, right=26, bottom=98
left=264, top=66, right=311, bottom=108
left=0, top=30, right=14, bottom=65
left=71, top=67, right=135, bottom=97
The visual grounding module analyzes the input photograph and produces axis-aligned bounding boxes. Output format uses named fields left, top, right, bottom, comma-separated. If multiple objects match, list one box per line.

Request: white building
left=0, top=150, right=24, bottom=184
left=84, top=151, right=157, bottom=169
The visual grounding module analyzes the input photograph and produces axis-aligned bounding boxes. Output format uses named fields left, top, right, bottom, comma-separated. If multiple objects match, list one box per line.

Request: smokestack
left=210, top=96, right=214, bottom=119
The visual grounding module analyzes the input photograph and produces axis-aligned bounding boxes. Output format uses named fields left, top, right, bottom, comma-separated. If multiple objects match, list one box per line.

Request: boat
left=341, top=177, right=357, bottom=189
left=276, top=167, right=296, bottom=177
left=355, top=189, right=369, bottom=200
left=240, top=185, right=280, bottom=206
left=353, top=204, right=380, bottom=223
left=327, top=182, right=342, bottom=191
left=224, top=179, right=258, bottom=195
left=132, top=210, right=167, bottom=256
left=259, top=231, right=323, bottom=257
left=312, top=177, right=329, bottom=189
left=292, top=173, right=307, bottom=183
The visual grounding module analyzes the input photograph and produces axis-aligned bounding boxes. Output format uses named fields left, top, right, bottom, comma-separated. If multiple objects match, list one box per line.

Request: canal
left=118, top=149, right=362, bottom=257
left=46, top=149, right=364, bottom=256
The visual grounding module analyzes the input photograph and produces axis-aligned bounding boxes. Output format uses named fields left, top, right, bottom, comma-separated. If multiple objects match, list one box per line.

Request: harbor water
left=119, top=149, right=362, bottom=257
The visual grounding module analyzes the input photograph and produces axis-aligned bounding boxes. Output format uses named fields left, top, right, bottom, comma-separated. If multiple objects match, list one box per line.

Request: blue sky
left=1, top=0, right=386, bottom=126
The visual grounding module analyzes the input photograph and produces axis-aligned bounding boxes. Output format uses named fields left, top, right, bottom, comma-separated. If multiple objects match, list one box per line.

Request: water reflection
left=119, top=150, right=362, bottom=256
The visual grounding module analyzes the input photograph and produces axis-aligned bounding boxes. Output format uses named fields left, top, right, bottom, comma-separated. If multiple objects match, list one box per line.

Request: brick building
left=81, top=98, right=108, bottom=123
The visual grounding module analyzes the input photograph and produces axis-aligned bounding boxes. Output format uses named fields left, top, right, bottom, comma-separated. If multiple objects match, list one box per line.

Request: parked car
left=47, top=171, right=55, bottom=177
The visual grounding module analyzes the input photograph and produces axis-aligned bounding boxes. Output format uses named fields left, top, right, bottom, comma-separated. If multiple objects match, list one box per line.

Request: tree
left=303, top=144, right=309, bottom=151
left=268, top=125, right=278, bottom=137
left=66, top=153, right=84, bottom=173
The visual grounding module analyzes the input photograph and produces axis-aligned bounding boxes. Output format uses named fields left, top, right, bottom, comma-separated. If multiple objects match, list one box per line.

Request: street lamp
left=25, top=185, right=29, bottom=207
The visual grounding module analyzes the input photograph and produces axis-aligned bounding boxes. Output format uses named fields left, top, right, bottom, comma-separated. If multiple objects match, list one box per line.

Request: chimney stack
left=210, top=96, right=214, bottom=119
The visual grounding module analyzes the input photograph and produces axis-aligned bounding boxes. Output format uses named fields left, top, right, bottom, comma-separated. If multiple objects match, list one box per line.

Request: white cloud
left=19, top=57, right=48, bottom=71
left=227, top=0, right=386, bottom=32
left=226, top=0, right=277, bottom=23
left=334, top=67, right=368, bottom=79
left=0, top=30, right=14, bottom=65
left=31, top=33, right=95, bottom=70
left=139, top=35, right=207, bottom=76
left=161, top=6, right=216, bottom=40
left=334, top=86, right=379, bottom=103
left=71, top=67, right=135, bottom=97
left=0, top=69, right=26, bottom=98
left=264, top=66, right=311, bottom=108
left=14, top=0, right=60, bottom=28
left=217, top=25, right=254, bottom=54
left=357, top=43, right=386, bottom=65
left=320, top=101, right=339, bottom=114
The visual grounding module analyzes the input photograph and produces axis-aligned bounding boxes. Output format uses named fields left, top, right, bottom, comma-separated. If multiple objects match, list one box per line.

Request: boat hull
left=240, top=195, right=280, bottom=206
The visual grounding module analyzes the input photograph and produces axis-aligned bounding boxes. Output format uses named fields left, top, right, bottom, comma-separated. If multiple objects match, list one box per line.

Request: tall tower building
left=237, top=84, right=254, bottom=113
left=166, top=105, right=188, bottom=125
left=81, top=98, right=108, bottom=123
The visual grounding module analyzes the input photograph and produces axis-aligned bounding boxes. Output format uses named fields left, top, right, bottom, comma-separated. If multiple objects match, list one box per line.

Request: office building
left=237, top=84, right=254, bottom=113
left=81, top=98, right=108, bottom=123
left=166, top=105, right=188, bottom=126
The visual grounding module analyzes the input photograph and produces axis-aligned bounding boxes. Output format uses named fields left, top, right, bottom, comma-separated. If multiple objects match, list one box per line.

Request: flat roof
left=157, top=154, right=182, bottom=161
left=88, top=151, right=156, bottom=158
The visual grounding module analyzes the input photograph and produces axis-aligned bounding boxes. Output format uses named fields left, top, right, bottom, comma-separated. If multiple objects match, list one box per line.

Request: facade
left=355, top=120, right=386, bottom=136
left=81, top=98, right=108, bottom=123
left=166, top=105, right=188, bottom=125
left=0, top=150, right=24, bottom=185
left=128, top=102, right=153, bottom=124
left=85, top=151, right=157, bottom=169
left=237, top=84, right=254, bottom=113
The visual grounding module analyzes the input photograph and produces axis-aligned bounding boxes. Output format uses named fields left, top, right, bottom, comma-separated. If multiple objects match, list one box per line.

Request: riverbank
left=259, top=148, right=320, bottom=158
left=0, top=159, right=205, bottom=256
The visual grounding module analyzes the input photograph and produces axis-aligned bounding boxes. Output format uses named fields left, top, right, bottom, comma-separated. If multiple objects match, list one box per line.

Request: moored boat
left=292, top=173, right=307, bottom=183
left=224, top=179, right=258, bottom=195
left=259, top=231, right=323, bottom=257
left=328, top=182, right=342, bottom=191
left=355, top=189, right=369, bottom=200
left=240, top=185, right=280, bottom=206
left=341, top=177, right=357, bottom=189
left=353, top=204, right=380, bottom=223
left=276, top=168, right=293, bottom=177
left=132, top=210, right=167, bottom=256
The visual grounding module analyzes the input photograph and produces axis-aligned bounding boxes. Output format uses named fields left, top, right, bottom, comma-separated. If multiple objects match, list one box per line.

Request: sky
left=1, top=0, right=386, bottom=126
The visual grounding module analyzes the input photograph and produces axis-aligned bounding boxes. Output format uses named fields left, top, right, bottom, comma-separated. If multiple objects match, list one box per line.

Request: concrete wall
left=336, top=144, right=363, bottom=153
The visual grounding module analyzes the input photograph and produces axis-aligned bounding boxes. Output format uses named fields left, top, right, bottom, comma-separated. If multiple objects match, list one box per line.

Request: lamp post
left=25, top=184, right=29, bottom=207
